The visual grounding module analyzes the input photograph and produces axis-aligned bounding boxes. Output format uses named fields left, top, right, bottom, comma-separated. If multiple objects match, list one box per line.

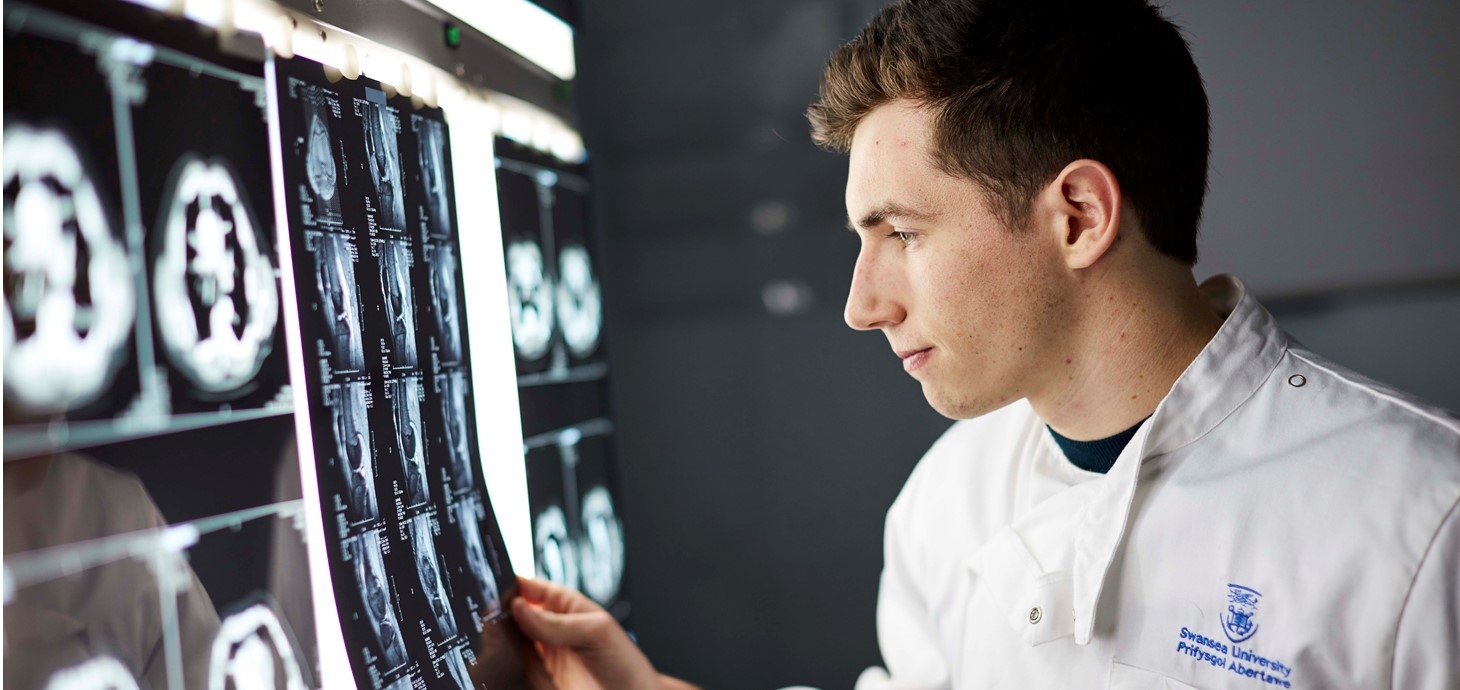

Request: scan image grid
left=279, top=57, right=518, bottom=690
left=496, top=139, right=630, bottom=624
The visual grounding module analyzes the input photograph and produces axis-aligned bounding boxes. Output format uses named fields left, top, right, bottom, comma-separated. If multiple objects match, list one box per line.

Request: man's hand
left=511, top=576, right=698, bottom=690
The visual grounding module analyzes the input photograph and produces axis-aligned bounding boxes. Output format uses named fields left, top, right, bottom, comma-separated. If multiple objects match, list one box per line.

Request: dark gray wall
left=573, top=1, right=1460, bottom=688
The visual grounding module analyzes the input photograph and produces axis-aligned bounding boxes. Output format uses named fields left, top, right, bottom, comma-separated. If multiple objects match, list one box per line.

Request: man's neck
left=1032, top=265, right=1224, bottom=442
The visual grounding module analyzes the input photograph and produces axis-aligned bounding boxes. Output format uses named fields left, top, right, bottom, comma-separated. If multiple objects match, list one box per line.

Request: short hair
left=807, top=0, right=1210, bottom=264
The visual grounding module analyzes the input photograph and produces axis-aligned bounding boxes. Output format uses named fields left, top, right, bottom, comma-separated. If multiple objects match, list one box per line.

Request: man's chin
left=923, top=384, right=1017, bottom=421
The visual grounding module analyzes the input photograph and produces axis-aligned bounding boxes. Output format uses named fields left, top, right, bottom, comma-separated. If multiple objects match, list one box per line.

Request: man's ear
left=1038, top=159, right=1122, bottom=270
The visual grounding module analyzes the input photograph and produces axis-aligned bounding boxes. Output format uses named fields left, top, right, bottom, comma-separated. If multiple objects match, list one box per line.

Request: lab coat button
left=1288, top=374, right=1306, bottom=387
left=1029, top=607, right=1042, bottom=624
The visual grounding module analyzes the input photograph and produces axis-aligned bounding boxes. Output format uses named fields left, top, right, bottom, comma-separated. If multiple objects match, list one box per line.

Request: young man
left=507, top=0, right=1460, bottom=687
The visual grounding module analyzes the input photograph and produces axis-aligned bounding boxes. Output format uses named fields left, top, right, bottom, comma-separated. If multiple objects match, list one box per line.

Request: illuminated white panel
left=262, top=58, right=355, bottom=690
left=443, top=95, right=534, bottom=576
left=428, top=0, right=576, bottom=81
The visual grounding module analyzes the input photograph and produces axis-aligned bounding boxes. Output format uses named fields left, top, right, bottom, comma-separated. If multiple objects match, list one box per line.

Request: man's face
left=844, top=100, right=1070, bottom=419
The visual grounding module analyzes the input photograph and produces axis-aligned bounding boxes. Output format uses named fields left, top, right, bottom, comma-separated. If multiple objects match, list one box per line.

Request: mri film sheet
left=277, top=56, right=529, bottom=689
left=378, top=240, right=418, bottom=371
left=357, top=92, right=407, bottom=234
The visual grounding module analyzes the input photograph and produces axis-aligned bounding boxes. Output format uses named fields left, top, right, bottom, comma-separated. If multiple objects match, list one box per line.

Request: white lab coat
left=863, top=275, right=1460, bottom=690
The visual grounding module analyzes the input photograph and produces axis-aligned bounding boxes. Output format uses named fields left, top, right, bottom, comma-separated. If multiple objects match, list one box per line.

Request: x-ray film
left=390, top=376, right=430, bottom=509
left=310, top=233, right=367, bottom=378
left=40, top=657, right=141, bottom=690
left=276, top=55, right=530, bottom=690
left=548, top=185, right=603, bottom=363
left=358, top=91, right=407, bottom=234
left=407, top=514, right=460, bottom=641
left=327, top=381, right=378, bottom=528
left=448, top=495, right=505, bottom=624
left=3, top=123, right=135, bottom=416
left=572, top=436, right=627, bottom=609
left=4, top=7, right=307, bottom=690
left=347, top=530, right=409, bottom=671
left=525, top=445, right=578, bottom=592
left=426, top=243, right=464, bottom=366
left=413, top=115, right=453, bottom=241
left=437, top=370, right=475, bottom=495
left=378, top=240, right=418, bottom=371
left=438, top=648, right=472, bottom=690
left=151, top=156, right=279, bottom=397
left=206, top=601, right=309, bottom=690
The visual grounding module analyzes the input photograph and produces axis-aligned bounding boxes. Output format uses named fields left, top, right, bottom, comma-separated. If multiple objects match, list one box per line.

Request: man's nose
left=844, top=249, right=904, bottom=331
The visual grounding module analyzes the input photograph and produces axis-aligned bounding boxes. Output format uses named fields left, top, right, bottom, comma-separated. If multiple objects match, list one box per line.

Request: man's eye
left=887, top=230, right=917, bottom=247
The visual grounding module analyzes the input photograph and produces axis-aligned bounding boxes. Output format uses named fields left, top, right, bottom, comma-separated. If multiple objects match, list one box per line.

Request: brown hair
left=807, top=0, right=1211, bottom=264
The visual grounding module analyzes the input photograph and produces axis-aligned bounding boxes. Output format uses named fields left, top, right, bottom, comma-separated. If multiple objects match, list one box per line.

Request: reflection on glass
left=3, top=454, right=220, bottom=689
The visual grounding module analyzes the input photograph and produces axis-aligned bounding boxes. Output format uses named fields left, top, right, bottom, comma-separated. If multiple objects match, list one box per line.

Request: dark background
left=566, top=1, right=1460, bottom=688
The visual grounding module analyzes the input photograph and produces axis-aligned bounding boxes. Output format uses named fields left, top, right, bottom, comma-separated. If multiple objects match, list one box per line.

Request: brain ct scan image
left=533, top=504, right=579, bottom=592
left=379, top=240, right=417, bottom=370
left=505, top=239, right=554, bottom=362
left=413, top=115, right=452, bottom=239
left=311, top=233, right=365, bottom=376
left=452, top=496, right=503, bottom=618
left=427, top=244, right=463, bottom=365
left=152, top=156, right=279, bottom=395
left=41, top=656, right=142, bottom=690
left=359, top=94, right=406, bottom=232
left=3, top=123, right=135, bottom=414
left=554, top=245, right=602, bottom=360
left=348, top=531, right=408, bottom=670
left=578, top=485, right=625, bottom=606
left=206, top=603, right=307, bottom=690
left=392, top=376, right=429, bottom=508
left=440, top=371, right=473, bottom=493
left=329, top=381, right=376, bottom=525
left=299, top=88, right=343, bottom=229
left=407, top=514, right=459, bottom=640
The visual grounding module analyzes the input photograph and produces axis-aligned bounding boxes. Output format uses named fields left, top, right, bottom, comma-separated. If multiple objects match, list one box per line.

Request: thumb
left=512, top=596, right=611, bottom=649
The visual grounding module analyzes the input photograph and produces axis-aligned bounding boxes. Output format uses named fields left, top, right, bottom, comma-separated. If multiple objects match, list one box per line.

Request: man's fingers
left=516, top=575, right=555, bottom=603
left=512, top=596, right=612, bottom=648
left=516, top=575, right=595, bottom=613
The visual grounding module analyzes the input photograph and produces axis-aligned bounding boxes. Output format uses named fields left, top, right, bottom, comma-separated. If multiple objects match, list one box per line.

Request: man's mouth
left=896, top=347, right=933, bottom=373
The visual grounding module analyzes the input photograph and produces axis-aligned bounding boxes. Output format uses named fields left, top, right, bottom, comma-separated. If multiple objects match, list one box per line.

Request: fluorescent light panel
left=427, top=0, right=576, bottom=81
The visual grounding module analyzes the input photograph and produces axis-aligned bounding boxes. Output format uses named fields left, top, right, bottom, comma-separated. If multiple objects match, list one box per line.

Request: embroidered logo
left=1222, top=584, right=1262, bottom=643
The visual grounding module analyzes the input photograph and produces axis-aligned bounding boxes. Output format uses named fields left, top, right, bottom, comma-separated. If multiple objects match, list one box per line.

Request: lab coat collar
left=968, top=275, right=1290, bottom=647
left=1072, top=274, right=1289, bottom=644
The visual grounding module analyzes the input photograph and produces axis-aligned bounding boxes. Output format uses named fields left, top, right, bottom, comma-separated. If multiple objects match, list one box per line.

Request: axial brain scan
left=206, top=603, right=307, bottom=690
left=578, top=486, right=625, bottom=605
left=505, top=240, right=554, bottom=361
left=153, top=156, right=279, bottom=394
left=533, top=504, right=579, bottom=592
left=42, top=656, right=141, bottom=690
left=3, top=124, right=136, bottom=413
left=555, top=245, right=602, bottom=359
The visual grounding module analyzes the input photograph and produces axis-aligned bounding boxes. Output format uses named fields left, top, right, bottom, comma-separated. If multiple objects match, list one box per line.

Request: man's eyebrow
left=846, top=202, right=937, bottom=232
